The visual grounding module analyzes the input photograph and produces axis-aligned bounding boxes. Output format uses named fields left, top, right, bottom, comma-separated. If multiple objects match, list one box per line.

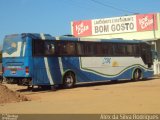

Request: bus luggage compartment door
left=33, top=58, right=51, bottom=85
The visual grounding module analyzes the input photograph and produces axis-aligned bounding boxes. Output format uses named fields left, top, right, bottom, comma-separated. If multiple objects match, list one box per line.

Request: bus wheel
left=133, top=69, right=142, bottom=80
left=63, top=72, right=75, bottom=89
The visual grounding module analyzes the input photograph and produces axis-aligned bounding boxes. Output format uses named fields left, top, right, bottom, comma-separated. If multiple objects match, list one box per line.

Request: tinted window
left=84, top=43, right=95, bottom=56
left=44, top=41, right=55, bottom=55
left=33, top=40, right=45, bottom=56
left=56, top=42, right=76, bottom=55
left=33, top=40, right=142, bottom=57
left=77, top=43, right=84, bottom=55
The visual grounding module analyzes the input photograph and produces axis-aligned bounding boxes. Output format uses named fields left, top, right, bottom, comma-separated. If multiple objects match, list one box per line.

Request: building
left=71, top=13, right=160, bottom=74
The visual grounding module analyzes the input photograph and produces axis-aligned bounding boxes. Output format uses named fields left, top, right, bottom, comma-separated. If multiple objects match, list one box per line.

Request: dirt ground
left=0, top=77, right=160, bottom=114
left=0, top=84, right=28, bottom=104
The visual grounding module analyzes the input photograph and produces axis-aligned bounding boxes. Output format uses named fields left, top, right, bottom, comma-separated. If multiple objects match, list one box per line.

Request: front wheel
left=63, top=72, right=76, bottom=89
left=132, top=69, right=142, bottom=80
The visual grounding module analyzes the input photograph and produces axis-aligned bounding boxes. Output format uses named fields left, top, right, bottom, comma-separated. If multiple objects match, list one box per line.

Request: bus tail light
left=25, top=67, right=29, bottom=74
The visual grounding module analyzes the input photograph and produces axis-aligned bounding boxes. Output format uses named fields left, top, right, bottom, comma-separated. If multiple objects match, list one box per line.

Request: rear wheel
left=133, top=69, right=142, bottom=80
left=63, top=72, right=75, bottom=88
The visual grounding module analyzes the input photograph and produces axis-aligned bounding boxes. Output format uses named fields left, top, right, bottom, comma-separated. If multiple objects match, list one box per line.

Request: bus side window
left=126, top=44, right=133, bottom=56
left=113, top=44, right=126, bottom=56
left=133, top=45, right=140, bottom=56
left=57, top=42, right=65, bottom=55
left=84, top=43, right=95, bottom=56
left=50, top=44, right=55, bottom=54
left=66, top=42, right=76, bottom=55
left=96, top=43, right=103, bottom=56
left=102, top=44, right=112, bottom=56
left=77, top=43, right=84, bottom=56
left=33, top=40, right=45, bottom=56
left=57, top=41, right=76, bottom=56
left=45, top=42, right=55, bottom=55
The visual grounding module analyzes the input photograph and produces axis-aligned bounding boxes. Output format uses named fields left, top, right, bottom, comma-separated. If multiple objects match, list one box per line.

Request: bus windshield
left=2, top=34, right=26, bottom=58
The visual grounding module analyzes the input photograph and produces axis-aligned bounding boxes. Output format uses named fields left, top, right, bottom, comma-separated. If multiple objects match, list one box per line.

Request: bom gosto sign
left=72, top=13, right=157, bottom=37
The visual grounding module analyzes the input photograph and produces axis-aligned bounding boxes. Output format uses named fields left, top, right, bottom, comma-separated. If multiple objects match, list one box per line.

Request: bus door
left=141, top=43, right=152, bottom=67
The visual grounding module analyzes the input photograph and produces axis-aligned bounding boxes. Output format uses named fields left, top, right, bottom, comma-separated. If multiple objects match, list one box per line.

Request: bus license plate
left=11, top=70, right=16, bottom=74
left=11, top=68, right=17, bottom=74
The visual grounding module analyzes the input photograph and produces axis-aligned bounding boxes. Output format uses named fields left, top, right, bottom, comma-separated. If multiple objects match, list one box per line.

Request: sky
left=0, top=0, right=160, bottom=46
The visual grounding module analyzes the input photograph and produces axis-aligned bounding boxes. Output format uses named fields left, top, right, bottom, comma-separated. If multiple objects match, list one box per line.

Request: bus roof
left=100, top=39, right=145, bottom=44
left=55, top=36, right=79, bottom=41
left=4, top=33, right=54, bottom=40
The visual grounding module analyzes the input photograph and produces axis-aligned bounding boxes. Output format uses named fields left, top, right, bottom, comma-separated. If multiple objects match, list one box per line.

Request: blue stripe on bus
left=47, top=57, right=63, bottom=85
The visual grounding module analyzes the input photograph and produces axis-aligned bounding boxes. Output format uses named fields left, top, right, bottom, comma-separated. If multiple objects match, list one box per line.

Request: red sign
left=72, top=20, right=92, bottom=37
left=136, top=14, right=157, bottom=31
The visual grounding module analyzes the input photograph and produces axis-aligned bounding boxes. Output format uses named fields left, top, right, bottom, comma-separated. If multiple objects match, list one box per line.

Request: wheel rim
left=134, top=69, right=141, bottom=80
left=64, top=72, right=75, bottom=88
left=135, top=69, right=139, bottom=79
left=66, top=76, right=74, bottom=85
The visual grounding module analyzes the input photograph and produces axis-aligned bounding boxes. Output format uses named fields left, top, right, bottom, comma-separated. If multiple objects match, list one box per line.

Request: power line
left=62, top=0, right=109, bottom=16
left=90, top=0, right=135, bottom=14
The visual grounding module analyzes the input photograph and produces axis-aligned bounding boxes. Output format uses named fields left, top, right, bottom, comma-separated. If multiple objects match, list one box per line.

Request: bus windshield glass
left=2, top=34, right=26, bottom=58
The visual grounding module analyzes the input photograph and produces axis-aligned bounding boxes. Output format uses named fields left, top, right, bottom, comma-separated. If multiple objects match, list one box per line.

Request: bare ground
left=0, top=84, right=28, bottom=104
left=0, top=77, right=160, bottom=114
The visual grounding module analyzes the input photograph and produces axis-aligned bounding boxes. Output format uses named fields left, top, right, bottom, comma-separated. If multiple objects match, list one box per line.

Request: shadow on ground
left=16, top=77, right=156, bottom=93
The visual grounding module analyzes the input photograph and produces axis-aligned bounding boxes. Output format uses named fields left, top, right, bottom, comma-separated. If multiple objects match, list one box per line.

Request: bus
left=2, top=33, right=154, bottom=89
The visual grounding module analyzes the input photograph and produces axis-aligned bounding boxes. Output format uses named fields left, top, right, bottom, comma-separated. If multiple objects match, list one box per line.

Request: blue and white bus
left=2, top=33, right=154, bottom=89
